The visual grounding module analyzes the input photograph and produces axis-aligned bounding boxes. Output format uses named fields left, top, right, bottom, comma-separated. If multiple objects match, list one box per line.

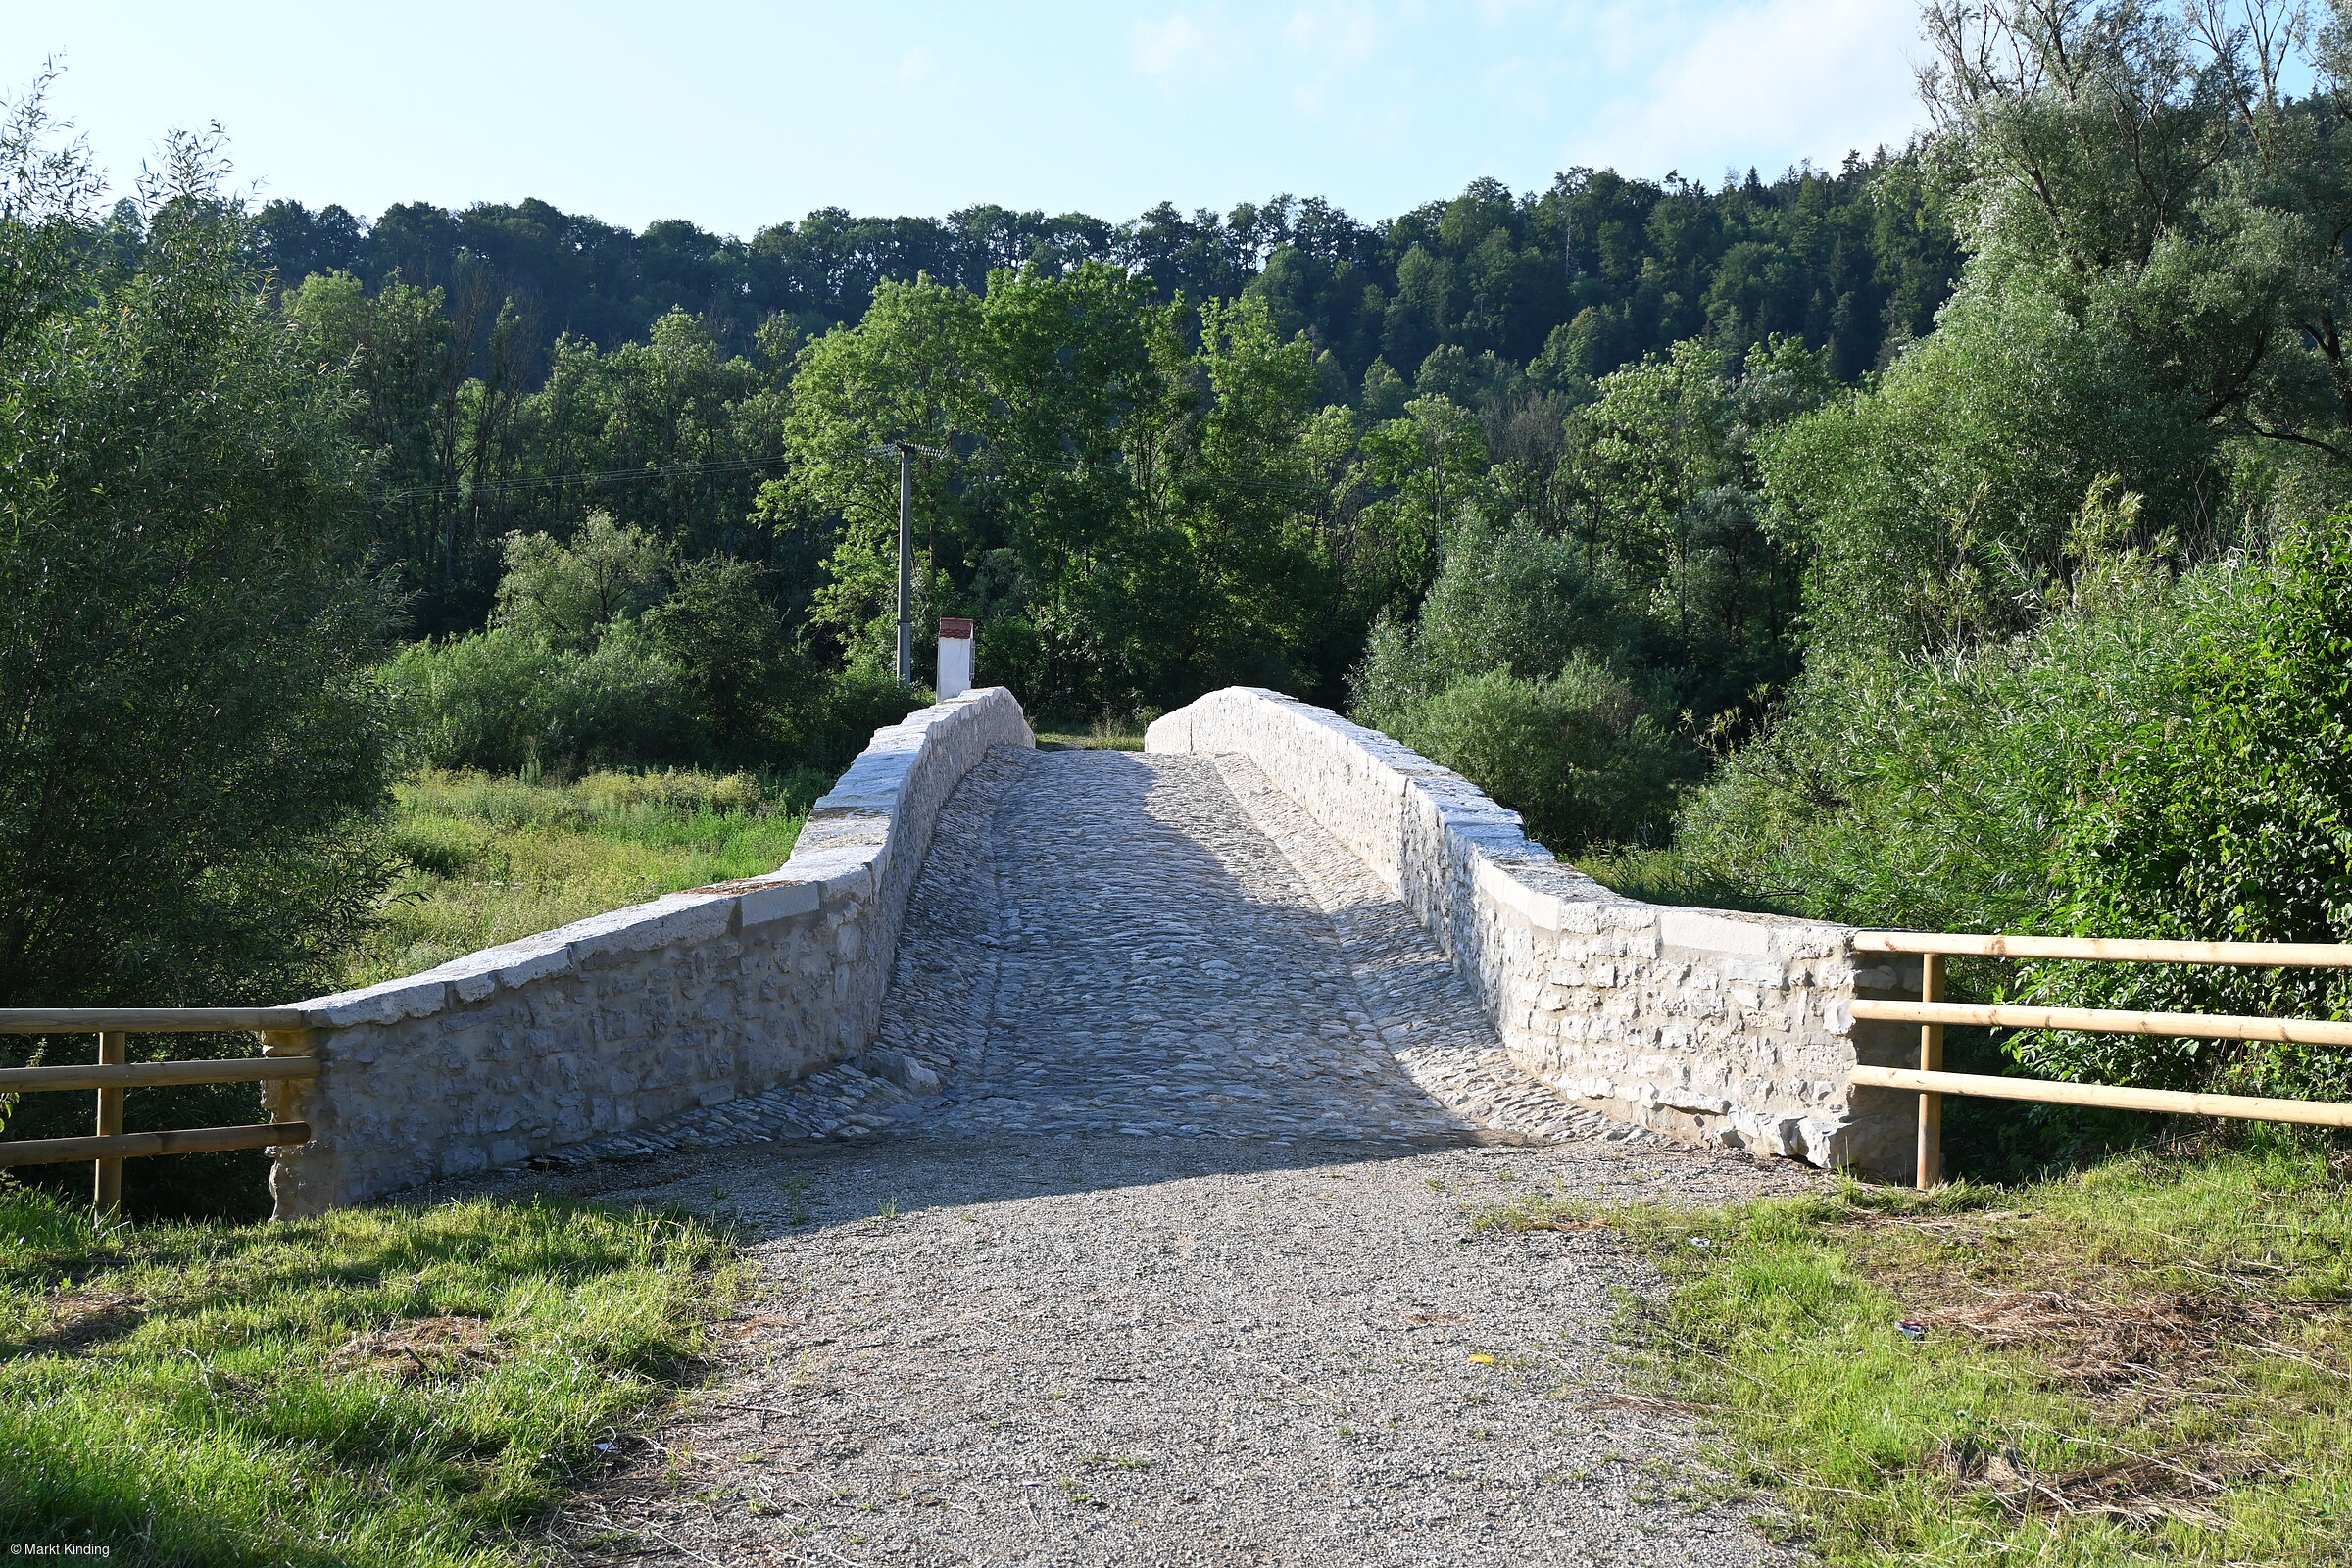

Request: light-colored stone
left=267, top=687, right=1034, bottom=1216
left=1147, top=686, right=1912, bottom=1173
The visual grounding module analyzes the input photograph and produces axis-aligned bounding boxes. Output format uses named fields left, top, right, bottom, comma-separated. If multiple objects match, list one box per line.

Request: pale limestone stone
left=1146, top=686, right=1911, bottom=1176
left=268, top=687, right=1034, bottom=1216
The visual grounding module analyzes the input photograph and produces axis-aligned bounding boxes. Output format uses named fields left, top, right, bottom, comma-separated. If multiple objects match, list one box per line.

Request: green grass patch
left=0, top=1185, right=737, bottom=1565
left=347, top=767, right=813, bottom=988
left=1033, top=717, right=1147, bottom=752
left=1477, top=1144, right=2352, bottom=1563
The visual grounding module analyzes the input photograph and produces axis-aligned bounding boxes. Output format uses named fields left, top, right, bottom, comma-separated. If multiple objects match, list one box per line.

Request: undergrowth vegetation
left=1478, top=1141, right=2352, bottom=1564
left=348, top=767, right=814, bottom=989
left=0, top=1186, right=737, bottom=1565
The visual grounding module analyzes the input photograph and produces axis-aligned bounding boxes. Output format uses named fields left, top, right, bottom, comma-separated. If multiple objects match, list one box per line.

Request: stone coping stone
left=292, top=687, right=1025, bottom=1029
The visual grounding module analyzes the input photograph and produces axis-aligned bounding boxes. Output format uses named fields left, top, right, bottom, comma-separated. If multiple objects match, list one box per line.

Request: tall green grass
left=0, top=1186, right=737, bottom=1565
left=347, top=767, right=813, bottom=988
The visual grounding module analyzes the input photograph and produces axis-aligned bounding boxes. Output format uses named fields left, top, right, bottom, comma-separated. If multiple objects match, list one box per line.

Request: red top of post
left=938, top=617, right=975, bottom=640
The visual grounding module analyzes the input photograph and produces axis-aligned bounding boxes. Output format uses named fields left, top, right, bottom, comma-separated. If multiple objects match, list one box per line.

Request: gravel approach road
left=446, top=748, right=1820, bottom=1565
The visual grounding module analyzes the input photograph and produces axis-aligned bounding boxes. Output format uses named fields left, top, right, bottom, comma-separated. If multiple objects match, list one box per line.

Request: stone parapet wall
left=1147, top=687, right=1915, bottom=1173
left=266, top=688, right=1034, bottom=1216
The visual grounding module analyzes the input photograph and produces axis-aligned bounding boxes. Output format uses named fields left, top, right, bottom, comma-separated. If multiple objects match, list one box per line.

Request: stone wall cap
left=562, top=890, right=738, bottom=963
left=297, top=974, right=454, bottom=1028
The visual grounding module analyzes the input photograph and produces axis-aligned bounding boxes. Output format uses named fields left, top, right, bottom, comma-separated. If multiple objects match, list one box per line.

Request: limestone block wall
left=266, top=687, right=1033, bottom=1217
left=1147, top=687, right=1917, bottom=1173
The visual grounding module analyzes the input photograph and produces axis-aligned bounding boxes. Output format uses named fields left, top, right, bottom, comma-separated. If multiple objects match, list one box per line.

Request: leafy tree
left=760, top=274, right=981, bottom=665
left=642, top=556, right=820, bottom=764
left=493, top=512, right=670, bottom=651
left=1762, top=288, right=2209, bottom=654
left=0, top=105, right=394, bottom=1008
left=772, top=267, right=1339, bottom=717
left=1353, top=394, right=1493, bottom=616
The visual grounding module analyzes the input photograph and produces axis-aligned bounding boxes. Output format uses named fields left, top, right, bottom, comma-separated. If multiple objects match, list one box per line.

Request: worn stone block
left=1149, top=685, right=1903, bottom=1176
left=269, top=688, right=1035, bottom=1216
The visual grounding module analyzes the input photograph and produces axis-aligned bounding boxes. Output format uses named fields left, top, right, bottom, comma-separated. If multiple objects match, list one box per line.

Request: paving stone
left=538, top=748, right=1656, bottom=1171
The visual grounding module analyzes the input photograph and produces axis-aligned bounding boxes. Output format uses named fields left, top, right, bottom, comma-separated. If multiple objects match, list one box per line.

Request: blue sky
left=11, top=0, right=1930, bottom=235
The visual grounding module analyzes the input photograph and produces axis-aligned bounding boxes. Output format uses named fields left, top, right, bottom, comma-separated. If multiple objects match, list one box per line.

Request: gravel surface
left=438, top=747, right=1822, bottom=1564
left=509, top=1137, right=1812, bottom=1567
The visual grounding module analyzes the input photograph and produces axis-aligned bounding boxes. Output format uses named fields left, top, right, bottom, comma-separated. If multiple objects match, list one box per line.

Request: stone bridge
left=266, top=687, right=1917, bottom=1217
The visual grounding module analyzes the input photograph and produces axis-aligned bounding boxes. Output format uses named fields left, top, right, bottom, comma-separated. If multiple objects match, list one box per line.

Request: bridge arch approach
left=267, top=687, right=1911, bottom=1216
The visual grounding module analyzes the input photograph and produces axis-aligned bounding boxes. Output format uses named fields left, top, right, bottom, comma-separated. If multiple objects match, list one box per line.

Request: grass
left=1476, top=1140, right=2352, bottom=1564
left=345, top=767, right=814, bottom=989
left=1033, top=715, right=1147, bottom=752
left=0, top=1183, right=738, bottom=1565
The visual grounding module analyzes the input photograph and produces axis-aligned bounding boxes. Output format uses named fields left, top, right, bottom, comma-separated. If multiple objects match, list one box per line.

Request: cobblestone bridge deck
left=552, top=746, right=1657, bottom=1157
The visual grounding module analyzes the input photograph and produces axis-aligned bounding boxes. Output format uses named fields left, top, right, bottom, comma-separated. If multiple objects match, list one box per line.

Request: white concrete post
left=937, top=617, right=974, bottom=699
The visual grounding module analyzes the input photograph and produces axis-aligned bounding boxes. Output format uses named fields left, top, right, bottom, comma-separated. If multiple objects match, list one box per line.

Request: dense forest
left=238, top=156, right=1959, bottom=645
left=9, top=0, right=2352, bottom=1167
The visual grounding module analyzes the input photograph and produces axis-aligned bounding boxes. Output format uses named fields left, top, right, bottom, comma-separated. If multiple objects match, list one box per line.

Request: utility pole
left=895, top=444, right=914, bottom=685
left=868, top=440, right=947, bottom=686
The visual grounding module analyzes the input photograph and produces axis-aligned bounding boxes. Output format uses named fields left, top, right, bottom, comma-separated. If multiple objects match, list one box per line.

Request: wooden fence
left=0, top=1010, right=316, bottom=1214
left=1852, top=932, right=2352, bottom=1188
left=11, top=932, right=2352, bottom=1213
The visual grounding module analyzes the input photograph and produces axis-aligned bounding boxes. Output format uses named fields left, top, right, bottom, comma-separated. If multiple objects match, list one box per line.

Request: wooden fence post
left=94, top=1029, right=126, bottom=1216
left=1917, top=956, right=1944, bottom=1190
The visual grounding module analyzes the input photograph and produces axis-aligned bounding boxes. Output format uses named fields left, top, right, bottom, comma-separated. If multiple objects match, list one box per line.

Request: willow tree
left=0, top=87, right=394, bottom=1011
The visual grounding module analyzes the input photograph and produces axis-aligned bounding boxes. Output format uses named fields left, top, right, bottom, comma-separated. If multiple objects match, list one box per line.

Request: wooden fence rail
left=1857, top=932, right=2352, bottom=1187
left=1851, top=999, right=2352, bottom=1049
left=0, top=1009, right=315, bottom=1213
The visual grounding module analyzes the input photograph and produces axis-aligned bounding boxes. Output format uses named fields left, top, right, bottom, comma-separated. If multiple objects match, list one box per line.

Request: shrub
left=384, top=624, right=701, bottom=774
left=1349, top=518, right=1701, bottom=852
left=793, top=668, right=929, bottom=775
left=2015, top=526, right=2352, bottom=1097
left=1353, top=517, right=1639, bottom=710
left=531, top=621, right=706, bottom=766
left=1665, top=565, right=2242, bottom=934
left=1380, top=662, right=1694, bottom=852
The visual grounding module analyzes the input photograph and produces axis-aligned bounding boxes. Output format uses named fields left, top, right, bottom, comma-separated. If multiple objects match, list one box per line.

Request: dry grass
left=329, top=1313, right=508, bottom=1383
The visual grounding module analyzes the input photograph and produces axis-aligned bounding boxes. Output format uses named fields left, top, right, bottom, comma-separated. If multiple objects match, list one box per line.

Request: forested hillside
left=241, top=161, right=1959, bottom=641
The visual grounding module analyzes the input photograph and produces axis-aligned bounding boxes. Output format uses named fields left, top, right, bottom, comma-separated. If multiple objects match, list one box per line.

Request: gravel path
left=455, top=748, right=1820, bottom=1564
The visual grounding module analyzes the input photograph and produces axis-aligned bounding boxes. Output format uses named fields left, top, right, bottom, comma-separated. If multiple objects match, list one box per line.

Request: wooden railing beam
left=0, top=1008, right=311, bottom=1033
left=1855, top=931, right=2352, bottom=967
left=0, top=1122, right=312, bottom=1168
left=1852, top=998, right=2352, bottom=1049
left=1852, top=1065, right=2352, bottom=1128
left=0, top=1057, right=321, bottom=1093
